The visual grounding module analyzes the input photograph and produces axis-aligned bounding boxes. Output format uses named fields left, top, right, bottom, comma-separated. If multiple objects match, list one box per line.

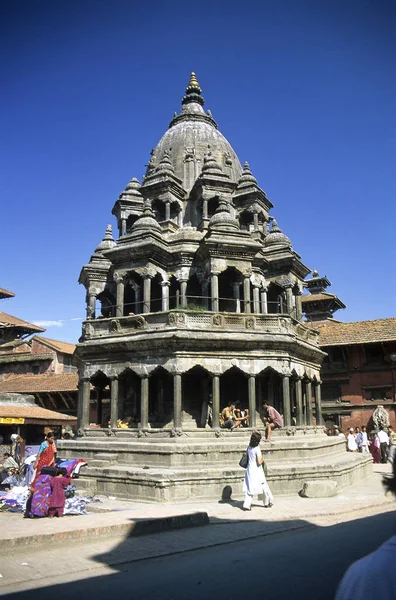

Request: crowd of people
left=328, top=424, right=396, bottom=464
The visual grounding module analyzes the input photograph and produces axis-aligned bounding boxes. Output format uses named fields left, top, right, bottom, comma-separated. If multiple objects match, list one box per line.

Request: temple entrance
left=257, top=368, right=283, bottom=421
left=218, top=267, right=242, bottom=312
left=124, top=273, right=143, bottom=316
left=91, top=371, right=110, bottom=427
left=267, top=282, right=284, bottom=314
left=151, top=273, right=162, bottom=313
left=186, top=274, right=204, bottom=309
left=182, top=366, right=211, bottom=427
left=149, top=367, right=173, bottom=427
left=118, top=369, right=141, bottom=426
left=220, top=367, right=248, bottom=411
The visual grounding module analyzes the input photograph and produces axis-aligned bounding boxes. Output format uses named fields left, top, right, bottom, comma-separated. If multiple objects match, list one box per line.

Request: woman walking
left=243, top=431, right=274, bottom=511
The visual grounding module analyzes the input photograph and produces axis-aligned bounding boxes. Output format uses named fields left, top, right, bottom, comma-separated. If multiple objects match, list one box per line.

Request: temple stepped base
left=58, top=427, right=373, bottom=502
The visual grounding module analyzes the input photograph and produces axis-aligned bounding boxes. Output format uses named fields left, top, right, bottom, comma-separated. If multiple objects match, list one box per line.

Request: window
left=365, top=344, right=385, bottom=365
left=32, top=365, right=40, bottom=375
left=367, top=388, right=391, bottom=401
left=321, top=382, right=342, bottom=403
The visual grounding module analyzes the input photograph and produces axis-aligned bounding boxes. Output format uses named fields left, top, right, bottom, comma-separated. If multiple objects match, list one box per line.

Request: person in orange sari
left=32, top=432, right=57, bottom=484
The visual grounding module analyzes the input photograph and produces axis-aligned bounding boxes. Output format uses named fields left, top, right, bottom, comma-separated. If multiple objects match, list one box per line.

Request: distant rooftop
left=308, top=317, right=396, bottom=347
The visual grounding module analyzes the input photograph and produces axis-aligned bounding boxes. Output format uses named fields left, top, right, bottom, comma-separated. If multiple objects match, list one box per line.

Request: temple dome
left=145, top=73, right=242, bottom=190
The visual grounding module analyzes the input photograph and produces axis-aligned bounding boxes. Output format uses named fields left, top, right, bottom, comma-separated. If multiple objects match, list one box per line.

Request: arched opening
left=90, top=371, right=110, bottom=427
left=208, top=197, right=219, bottom=218
left=118, top=369, right=141, bottom=427
left=186, top=273, right=204, bottom=308
left=218, top=267, right=242, bottom=312
left=256, top=368, right=283, bottom=424
left=182, top=365, right=212, bottom=427
left=97, top=289, right=116, bottom=318
left=126, top=214, right=139, bottom=233
left=240, top=210, right=254, bottom=232
left=124, top=273, right=143, bottom=315
left=267, top=282, right=284, bottom=314
left=151, top=273, right=162, bottom=313
left=220, top=366, right=248, bottom=411
left=149, top=367, right=173, bottom=427
left=169, top=276, right=179, bottom=310
left=152, top=199, right=166, bottom=222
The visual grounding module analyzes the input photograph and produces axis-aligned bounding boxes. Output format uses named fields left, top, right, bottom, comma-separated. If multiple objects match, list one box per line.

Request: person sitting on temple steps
left=262, top=402, right=283, bottom=441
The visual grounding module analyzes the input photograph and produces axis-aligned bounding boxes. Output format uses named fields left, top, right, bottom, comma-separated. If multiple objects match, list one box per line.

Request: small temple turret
left=302, top=269, right=346, bottom=321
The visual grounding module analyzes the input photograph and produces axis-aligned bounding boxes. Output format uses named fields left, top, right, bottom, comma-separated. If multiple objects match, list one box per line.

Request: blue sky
left=1, top=0, right=395, bottom=343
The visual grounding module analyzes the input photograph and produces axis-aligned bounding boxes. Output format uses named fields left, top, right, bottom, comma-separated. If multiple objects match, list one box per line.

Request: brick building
left=302, top=271, right=396, bottom=431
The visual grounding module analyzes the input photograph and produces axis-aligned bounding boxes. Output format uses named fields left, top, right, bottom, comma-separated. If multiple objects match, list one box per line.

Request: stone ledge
left=3, top=512, right=209, bottom=550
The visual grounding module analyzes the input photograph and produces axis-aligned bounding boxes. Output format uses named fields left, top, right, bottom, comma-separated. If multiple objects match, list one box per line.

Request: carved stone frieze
left=168, top=312, right=186, bottom=325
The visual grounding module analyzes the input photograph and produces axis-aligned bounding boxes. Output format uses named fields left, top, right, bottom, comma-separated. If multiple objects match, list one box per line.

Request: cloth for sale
left=57, top=459, right=87, bottom=478
left=30, top=474, right=52, bottom=517
left=64, top=494, right=90, bottom=515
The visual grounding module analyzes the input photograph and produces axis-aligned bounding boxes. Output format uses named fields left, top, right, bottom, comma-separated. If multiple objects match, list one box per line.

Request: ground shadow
left=2, top=509, right=396, bottom=600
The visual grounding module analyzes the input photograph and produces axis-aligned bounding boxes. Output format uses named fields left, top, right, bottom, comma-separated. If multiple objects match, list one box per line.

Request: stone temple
left=60, top=74, right=372, bottom=501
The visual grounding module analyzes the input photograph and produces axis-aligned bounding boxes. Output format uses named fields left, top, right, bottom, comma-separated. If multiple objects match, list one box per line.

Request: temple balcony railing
left=81, top=310, right=320, bottom=347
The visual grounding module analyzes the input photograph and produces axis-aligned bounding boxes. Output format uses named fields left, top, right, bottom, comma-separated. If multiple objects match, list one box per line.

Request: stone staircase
left=58, top=427, right=373, bottom=502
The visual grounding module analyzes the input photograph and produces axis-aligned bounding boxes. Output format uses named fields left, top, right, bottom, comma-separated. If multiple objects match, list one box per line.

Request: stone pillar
left=165, top=202, right=171, bottom=221
left=178, top=211, right=183, bottom=228
left=161, top=281, right=170, bottom=311
left=173, top=373, right=182, bottom=429
left=140, top=375, right=149, bottom=428
left=253, top=286, right=260, bottom=313
left=143, top=276, right=151, bottom=313
left=121, top=218, right=127, bottom=236
left=115, top=276, right=124, bottom=318
left=233, top=282, right=241, bottom=313
left=202, top=280, right=209, bottom=310
left=253, top=212, right=259, bottom=231
left=95, top=387, right=103, bottom=426
left=295, top=292, right=303, bottom=321
left=282, top=375, right=292, bottom=427
left=315, top=380, right=323, bottom=426
left=295, top=378, right=303, bottom=426
left=79, top=377, right=91, bottom=431
left=243, top=276, right=251, bottom=313
left=211, top=272, right=219, bottom=312
left=87, top=293, right=96, bottom=319
left=285, top=285, right=293, bottom=315
left=110, top=375, right=119, bottom=428
left=203, top=199, right=208, bottom=219
left=261, top=287, right=268, bottom=314
left=180, top=280, right=188, bottom=308
left=212, top=375, right=220, bottom=429
left=306, top=380, right=313, bottom=426
left=248, top=375, right=256, bottom=428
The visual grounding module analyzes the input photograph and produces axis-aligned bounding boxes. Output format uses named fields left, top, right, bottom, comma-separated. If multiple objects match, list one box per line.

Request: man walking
left=262, top=402, right=283, bottom=442
left=377, top=426, right=390, bottom=463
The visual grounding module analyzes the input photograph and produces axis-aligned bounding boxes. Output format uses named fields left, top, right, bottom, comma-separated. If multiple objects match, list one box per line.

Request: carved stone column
left=165, top=201, right=171, bottom=221
left=121, top=218, right=126, bottom=236
left=282, top=375, right=292, bottom=427
left=110, top=375, right=119, bottom=428
left=295, top=290, right=303, bottom=321
left=253, top=286, right=260, bottom=314
left=233, top=282, right=242, bottom=313
left=79, top=377, right=91, bottom=431
left=173, top=373, right=182, bottom=429
left=203, top=198, right=208, bottom=220
left=211, top=272, right=219, bottom=313
left=87, top=293, right=96, bottom=320
left=180, top=280, right=188, bottom=308
left=115, top=275, right=124, bottom=318
left=248, top=375, right=256, bottom=428
left=140, top=375, right=149, bottom=428
left=261, top=286, right=268, bottom=315
left=305, top=380, right=313, bottom=426
left=295, top=377, right=303, bottom=426
left=315, top=380, right=323, bottom=426
left=253, top=212, right=259, bottom=231
left=285, top=284, right=293, bottom=315
left=161, top=281, right=170, bottom=311
left=212, top=375, right=220, bottom=429
left=143, top=275, right=152, bottom=313
left=243, top=276, right=251, bottom=314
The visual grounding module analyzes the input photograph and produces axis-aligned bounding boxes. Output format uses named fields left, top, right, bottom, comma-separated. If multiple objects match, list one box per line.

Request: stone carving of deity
left=372, top=405, right=389, bottom=430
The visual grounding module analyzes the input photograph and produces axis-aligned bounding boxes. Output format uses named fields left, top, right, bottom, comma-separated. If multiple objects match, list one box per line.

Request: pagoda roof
left=0, top=312, right=45, bottom=333
left=0, top=373, right=79, bottom=393
left=301, top=292, right=346, bottom=309
left=308, top=317, right=396, bottom=347
left=0, top=288, right=15, bottom=299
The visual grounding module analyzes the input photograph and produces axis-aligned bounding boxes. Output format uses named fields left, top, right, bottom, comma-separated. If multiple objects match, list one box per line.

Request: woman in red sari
left=32, top=432, right=57, bottom=484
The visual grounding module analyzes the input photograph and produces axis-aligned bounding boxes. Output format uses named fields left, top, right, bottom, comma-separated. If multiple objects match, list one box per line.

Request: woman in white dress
left=243, top=431, right=274, bottom=510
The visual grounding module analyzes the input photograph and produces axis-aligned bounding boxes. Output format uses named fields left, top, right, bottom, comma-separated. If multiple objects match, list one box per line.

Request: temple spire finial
left=182, top=71, right=205, bottom=107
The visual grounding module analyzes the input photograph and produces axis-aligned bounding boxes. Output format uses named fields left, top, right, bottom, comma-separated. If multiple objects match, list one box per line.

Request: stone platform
left=58, top=427, right=373, bottom=502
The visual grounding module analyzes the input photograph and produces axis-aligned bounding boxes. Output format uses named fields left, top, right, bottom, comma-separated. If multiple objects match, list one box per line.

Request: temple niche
left=60, top=74, right=372, bottom=502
